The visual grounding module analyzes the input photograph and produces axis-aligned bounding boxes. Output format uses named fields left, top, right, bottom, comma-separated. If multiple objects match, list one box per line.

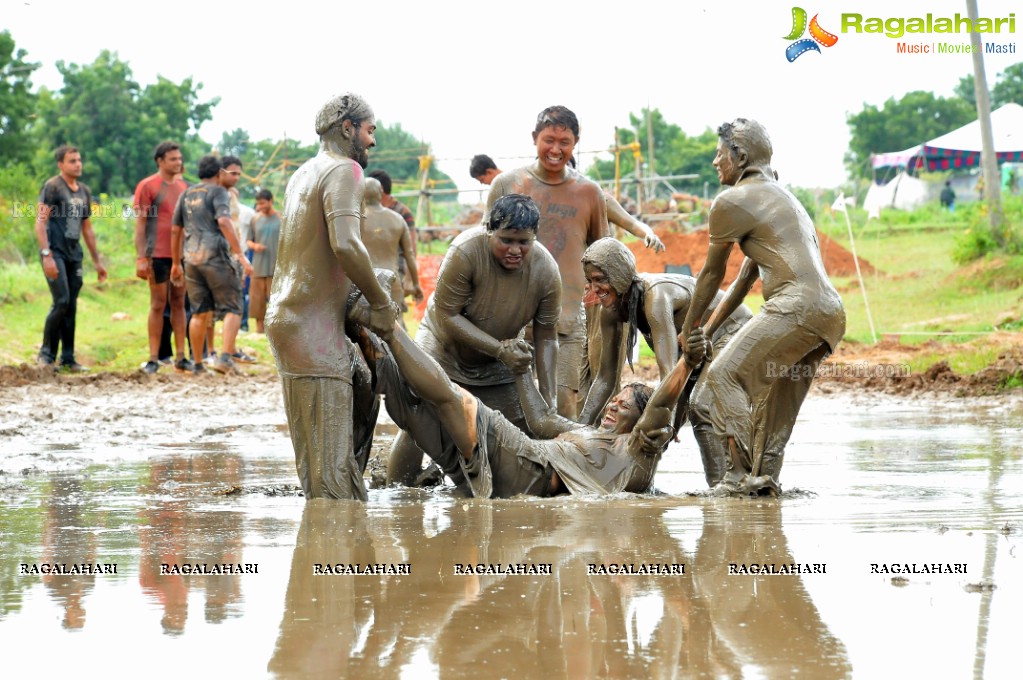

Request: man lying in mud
left=352, top=298, right=706, bottom=498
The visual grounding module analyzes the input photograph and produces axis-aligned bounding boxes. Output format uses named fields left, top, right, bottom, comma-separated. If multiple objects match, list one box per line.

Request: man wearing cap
left=265, top=92, right=398, bottom=500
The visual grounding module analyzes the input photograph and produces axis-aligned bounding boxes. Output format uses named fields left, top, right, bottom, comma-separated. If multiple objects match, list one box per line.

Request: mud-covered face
left=532, top=125, right=576, bottom=175
left=600, top=387, right=642, bottom=434
left=584, top=262, right=618, bottom=309
left=489, top=227, right=535, bottom=271
left=350, top=119, right=377, bottom=169
left=713, top=139, right=741, bottom=186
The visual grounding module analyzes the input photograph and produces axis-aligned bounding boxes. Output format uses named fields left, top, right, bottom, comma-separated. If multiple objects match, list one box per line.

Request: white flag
left=831, top=192, right=848, bottom=213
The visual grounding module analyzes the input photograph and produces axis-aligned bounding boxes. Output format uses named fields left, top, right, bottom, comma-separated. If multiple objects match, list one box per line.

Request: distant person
left=939, top=181, right=955, bottom=212
left=244, top=189, right=282, bottom=334
left=34, top=145, right=107, bottom=372
left=215, top=156, right=255, bottom=363
left=680, top=118, right=846, bottom=496
left=264, top=92, right=398, bottom=500
left=367, top=168, right=418, bottom=300
left=469, top=154, right=502, bottom=185
left=386, top=194, right=561, bottom=486
left=486, top=105, right=610, bottom=419
left=169, top=154, right=253, bottom=375
left=133, top=141, right=191, bottom=373
left=361, top=177, right=424, bottom=316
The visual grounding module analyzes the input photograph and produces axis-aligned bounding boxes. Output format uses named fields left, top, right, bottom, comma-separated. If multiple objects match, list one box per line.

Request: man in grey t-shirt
left=170, top=155, right=253, bottom=374
left=244, top=188, right=281, bottom=334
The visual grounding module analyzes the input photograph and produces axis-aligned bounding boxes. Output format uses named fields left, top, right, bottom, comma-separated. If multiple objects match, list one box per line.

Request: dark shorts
left=150, top=257, right=172, bottom=285
left=185, top=258, right=243, bottom=316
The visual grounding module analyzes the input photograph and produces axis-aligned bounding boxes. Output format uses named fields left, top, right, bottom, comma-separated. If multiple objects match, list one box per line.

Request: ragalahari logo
left=784, top=7, right=838, bottom=61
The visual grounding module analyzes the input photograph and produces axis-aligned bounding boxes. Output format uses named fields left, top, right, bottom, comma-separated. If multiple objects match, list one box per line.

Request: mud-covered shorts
left=185, top=256, right=243, bottom=316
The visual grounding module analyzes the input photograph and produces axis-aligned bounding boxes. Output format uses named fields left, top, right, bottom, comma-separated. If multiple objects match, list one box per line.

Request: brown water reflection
left=1, top=392, right=1022, bottom=678
left=268, top=499, right=851, bottom=679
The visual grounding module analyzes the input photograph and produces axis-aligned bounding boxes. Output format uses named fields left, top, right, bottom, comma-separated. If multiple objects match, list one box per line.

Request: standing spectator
left=34, top=145, right=107, bottom=372
left=214, top=155, right=255, bottom=363
left=264, top=92, right=398, bottom=500
left=169, top=155, right=253, bottom=375
left=939, top=181, right=956, bottom=212
left=469, top=154, right=502, bottom=185
left=486, top=105, right=610, bottom=419
left=134, top=141, right=191, bottom=373
left=244, top=189, right=281, bottom=334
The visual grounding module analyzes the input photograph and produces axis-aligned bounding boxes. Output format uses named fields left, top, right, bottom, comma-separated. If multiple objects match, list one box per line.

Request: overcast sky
left=6, top=0, right=1021, bottom=199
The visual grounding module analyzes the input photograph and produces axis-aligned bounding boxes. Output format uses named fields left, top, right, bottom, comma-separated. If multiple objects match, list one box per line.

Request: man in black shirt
left=34, top=145, right=107, bottom=371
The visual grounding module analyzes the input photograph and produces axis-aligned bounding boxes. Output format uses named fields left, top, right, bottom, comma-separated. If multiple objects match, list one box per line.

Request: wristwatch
left=40, top=248, right=52, bottom=258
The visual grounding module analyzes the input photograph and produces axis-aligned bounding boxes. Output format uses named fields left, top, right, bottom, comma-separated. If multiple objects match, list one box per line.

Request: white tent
left=863, top=171, right=929, bottom=217
left=871, top=102, right=1023, bottom=171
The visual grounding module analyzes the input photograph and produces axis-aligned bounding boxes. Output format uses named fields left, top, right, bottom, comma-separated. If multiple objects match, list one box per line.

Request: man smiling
left=386, top=194, right=561, bottom=486
left=486, top=106, right=609, bottom=419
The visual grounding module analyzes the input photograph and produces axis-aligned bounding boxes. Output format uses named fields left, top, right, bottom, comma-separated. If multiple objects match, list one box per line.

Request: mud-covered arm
left=399, top=227, right=424, bottom=300
left=704, top=256, right=758, bottom=338
left=646, top=288, right=680, bottom=380
left=606, top=194, right=664, bottom=252
left=532, top=323, right=558, bottom=410
left=324, top=166, right=392, bottom=311
left=515, top=370, right=581, bottom=439
left=628, top=329, right=705, bottom=456
left=578, top=306, right=621, bottom=425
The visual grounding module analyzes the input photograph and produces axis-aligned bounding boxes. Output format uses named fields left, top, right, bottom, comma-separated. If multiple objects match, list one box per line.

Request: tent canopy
left=871, top=102, right=1023, bottom=171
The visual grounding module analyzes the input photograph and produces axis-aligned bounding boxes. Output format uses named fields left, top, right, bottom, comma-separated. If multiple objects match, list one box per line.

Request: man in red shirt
left=134, top=142, right=190, bottom=373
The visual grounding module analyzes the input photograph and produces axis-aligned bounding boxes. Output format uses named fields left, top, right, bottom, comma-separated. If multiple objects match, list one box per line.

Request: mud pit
left=2, top=371, right=1022, bottom=678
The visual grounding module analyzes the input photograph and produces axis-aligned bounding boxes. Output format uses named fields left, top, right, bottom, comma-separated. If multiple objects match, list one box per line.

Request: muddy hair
left=623, top=382, right=653, bottom=415
left=315, top=92, right=373, bottom=136
left=717, top=118, right=773, bottom=167
left=487, top=194, right=540, bottom=233
left=364, top=177, right=383, bottom=204
left=534, top=105, right=580, bottom=139
left=581, top=238, right=643, bottom=369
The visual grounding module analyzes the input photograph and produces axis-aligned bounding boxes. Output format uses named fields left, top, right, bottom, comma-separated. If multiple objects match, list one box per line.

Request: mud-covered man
left=361, top=176, right=423, bottom=316
left=386, top=194, right=561, bottom=486
left=680, top=118, right=846, bottom=496
left=264, top=92, right=398, bottom=500
left=486, top=106, right=609, bottom=419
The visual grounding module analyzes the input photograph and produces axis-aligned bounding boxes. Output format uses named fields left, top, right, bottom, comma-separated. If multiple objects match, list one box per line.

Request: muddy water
left=1, top=381, right=1021, bottom=679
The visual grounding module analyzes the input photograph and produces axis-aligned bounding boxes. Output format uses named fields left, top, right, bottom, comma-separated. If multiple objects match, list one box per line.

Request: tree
left=586, top=108, right=719, bottom=196
left=954, top=74, right=976, bottom=109
left=32, top=50, right=218, bottom=196
left=992, top=62, right=1023, bottom=107
left=367, top=121, right=456, bottom=202
left=845, top=91, right=974, bottom=178
left=0, top=31, right=40, bottom=165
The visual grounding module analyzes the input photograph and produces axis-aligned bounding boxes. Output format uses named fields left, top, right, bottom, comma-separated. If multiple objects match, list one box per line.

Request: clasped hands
left=495, top=338, right=533, bottom=374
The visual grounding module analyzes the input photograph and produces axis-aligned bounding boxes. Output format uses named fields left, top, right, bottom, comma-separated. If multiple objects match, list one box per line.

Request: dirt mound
left=0, top=362, right=278, bottom=390
left=628, top=225, right=876, bottom=293
left=817, top=337, right=1023, bottom=397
